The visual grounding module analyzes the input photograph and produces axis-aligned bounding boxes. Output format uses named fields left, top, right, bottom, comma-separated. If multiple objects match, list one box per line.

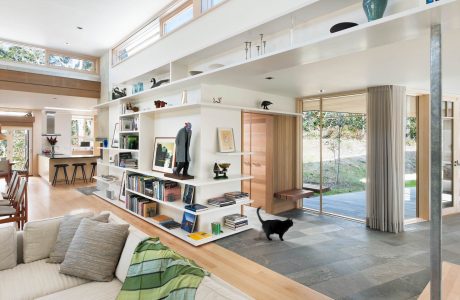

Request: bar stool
left=71, top=163, right=87, bottom=184
left=52, top=164, right=69, bottom=186
left=90, top=162, right=97, bottom=183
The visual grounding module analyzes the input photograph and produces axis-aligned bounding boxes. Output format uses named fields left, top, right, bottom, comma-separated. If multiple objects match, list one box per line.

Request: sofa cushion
left=115, top=228, right=148, bottom=282
left=23, top=216, right=63, bottom=263
left=0, top=224, right=17, bottom=271
left=35, top=279, right=122, bottom=300
left=60, top=218, right=129, bottom=282
left=0, top=259, right=88, bottom=300
left=48, top=213, right=109, bottom=263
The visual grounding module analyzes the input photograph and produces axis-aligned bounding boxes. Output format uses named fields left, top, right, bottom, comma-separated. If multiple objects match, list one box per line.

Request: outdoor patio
left=303, top=188, right=417, bottom=220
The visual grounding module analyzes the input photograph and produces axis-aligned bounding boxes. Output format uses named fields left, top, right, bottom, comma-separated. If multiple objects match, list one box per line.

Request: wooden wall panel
left=0, top=69, right=100, bottom=98
left=418, top=95, right=430, bottom=220
left=272, top=115, right=298, bottom=214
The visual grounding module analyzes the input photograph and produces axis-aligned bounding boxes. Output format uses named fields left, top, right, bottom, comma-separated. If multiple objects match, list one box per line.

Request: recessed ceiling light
left=65, top=42, right=70, bottom=45
left=76, top=26, right=83, bottom=30
left=265, top=76, right=274, bottom=80
left=319, top=89, right=325, bottom=93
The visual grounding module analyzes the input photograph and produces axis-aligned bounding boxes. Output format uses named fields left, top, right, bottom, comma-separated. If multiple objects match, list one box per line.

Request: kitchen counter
left=39, top=154, right=100, bottom=159
left=38, top=154, right=99, bottom=184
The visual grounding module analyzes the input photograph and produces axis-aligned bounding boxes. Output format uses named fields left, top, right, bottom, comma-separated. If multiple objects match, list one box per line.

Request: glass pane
left=12, top=130, right=27, bottom=170
left=0, top=40, right=45, bottom=65
left=321, top=95, right=367, bottom=220
left=446, top=101, right=454, bottom=118
left=405, top=96, right=417, bottom=219
left=112, top=19, right=160, bottom=65
left=48, top=54, right=95, bottom=72
left=302, top=100, right=321, bottom=211
left=163, top=5, right=193, bottom=34
left=201, top=0, right=223, bottom=12
left=442, top=119, right=453, bottom=207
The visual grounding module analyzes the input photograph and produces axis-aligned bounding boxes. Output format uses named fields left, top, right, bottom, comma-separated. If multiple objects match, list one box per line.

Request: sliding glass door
left=302, top=93, right=367, bottom=220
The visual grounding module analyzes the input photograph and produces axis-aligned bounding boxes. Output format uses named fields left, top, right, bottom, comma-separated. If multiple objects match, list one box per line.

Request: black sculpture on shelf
left=213, top=163, right=230, bottom=180
left=261, top=100, right=273, bottom=110
left=112, top=87, right=127, bottom=100
left=150, top=78, right=170, bottom=88
left=165, top=122, right=194, bottom=180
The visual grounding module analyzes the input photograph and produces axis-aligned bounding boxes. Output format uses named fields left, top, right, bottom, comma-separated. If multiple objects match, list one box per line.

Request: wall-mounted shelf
left=119, top=131, right=139, bottom=134
left=95, top=0, right=459, bottom=110
left=217, top=151, right=254, bottom=156
left=93, top=189, right=252, bottom=246
left=126, top=188, right=253, bottom=216
left=92, top=176, right=119, bottom=184
left=98, top=147, right=139, bottom=152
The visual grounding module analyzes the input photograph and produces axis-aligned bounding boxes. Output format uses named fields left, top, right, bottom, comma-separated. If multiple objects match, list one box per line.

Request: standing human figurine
left=167, top=122, right=194, bottom=179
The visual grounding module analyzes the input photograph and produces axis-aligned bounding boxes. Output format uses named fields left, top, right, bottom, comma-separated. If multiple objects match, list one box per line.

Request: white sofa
left=0, top=212, right=251, bottom=300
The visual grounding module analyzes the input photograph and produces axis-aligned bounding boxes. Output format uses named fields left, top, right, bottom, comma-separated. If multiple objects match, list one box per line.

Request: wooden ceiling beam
left=0, top=69, right=101, bottom=98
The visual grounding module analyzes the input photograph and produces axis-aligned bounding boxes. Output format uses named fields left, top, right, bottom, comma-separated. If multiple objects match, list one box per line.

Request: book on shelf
left=120, top=135, right=139, bottom=150
left=127, top=175, right=180, bottom=202
left=224, top=221, right=249, bottom=230
left=224, top=191, right=249, bottom=200
left=188, top=232, right=212, bottom=241
left=152, top=214, right=173, bottom=224
left=160, top=220, right=182, bottom=230
left=207, top=196, right=236, bottom=207
left=126, top=195, right=157, bottom=217
left=184, top=203, right=208, bottom=212
left=182, top=185, right=195, bottom=204
left=120, top=117, right=138, bottom=131
left=181, top=211, right=197, bottom=233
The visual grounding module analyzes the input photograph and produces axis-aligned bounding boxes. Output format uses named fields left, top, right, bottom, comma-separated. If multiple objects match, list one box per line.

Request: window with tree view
left=71, top=117, right=93, bottom=148
left=0, top=40, right=45, bottom=65
left=48, top=54, right=95, bottom=72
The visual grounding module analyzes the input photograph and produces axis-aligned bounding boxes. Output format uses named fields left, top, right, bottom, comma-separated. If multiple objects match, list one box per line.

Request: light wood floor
left=22, top=177, right=329, bottom=300
left=418, top=262, right=460, bottom=300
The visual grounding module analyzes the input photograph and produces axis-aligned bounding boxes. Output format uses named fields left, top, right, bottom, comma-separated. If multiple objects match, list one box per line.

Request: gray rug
left=216, top=209, right=460, bottom=300
left=76, top=186, right=99, bottom=196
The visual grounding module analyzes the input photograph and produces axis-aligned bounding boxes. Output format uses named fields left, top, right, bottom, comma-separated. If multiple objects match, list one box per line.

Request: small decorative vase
left=363, top=0, right=388, bottom=22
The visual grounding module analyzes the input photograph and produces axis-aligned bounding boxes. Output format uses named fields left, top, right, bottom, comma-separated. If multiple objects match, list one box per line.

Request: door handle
left=454, top=160, right=459, bottom=167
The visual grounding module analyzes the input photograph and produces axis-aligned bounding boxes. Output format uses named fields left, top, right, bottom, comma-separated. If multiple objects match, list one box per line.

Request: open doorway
left=0, top=126, right=32, bottom=174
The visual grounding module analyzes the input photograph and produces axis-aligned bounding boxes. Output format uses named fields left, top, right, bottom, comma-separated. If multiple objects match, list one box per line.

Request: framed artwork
left=182, top=184, right=195, bottom=204
left=111, top=123, right=120, bottom=148
left=152, top=137, right=176, bottom=173
left=217, top=128, right=235, bottom=152
left=119, top=171, right=126, bottom=202
left=180, top=211, right=197, bottom=233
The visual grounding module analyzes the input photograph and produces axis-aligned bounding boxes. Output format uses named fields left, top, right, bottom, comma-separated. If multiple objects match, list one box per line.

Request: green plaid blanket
left=117, top=237, right=209, bottom=300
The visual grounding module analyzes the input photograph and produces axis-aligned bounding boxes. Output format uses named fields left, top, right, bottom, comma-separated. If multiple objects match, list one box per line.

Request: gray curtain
left=366, top=86, right=406, bottom=233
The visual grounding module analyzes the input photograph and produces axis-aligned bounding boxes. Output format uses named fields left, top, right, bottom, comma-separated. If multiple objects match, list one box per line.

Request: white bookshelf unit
left=93, top=0, right=459, bottom=245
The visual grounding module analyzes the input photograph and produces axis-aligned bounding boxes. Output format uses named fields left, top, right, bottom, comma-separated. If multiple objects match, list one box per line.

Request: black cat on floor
left=257, top=207, right=293, bottom=241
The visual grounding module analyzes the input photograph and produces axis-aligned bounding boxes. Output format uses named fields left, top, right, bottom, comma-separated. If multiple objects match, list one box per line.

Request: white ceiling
left=0, top=0, right=173, bottom=57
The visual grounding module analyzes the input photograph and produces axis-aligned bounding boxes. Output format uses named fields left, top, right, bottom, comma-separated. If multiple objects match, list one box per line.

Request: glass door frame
left=300, top=90, right=368, bottom=223
left=2, top=126, right=33, bottom=175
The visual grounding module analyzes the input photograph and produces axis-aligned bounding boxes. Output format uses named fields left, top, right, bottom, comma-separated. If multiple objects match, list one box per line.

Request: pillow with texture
left=23, top=216, right=63, bottom=263
left=0, top=224, right=17, bottom=270
left=60, top=218, right=129, bottom=282
left=48, top=213, right=109, bottom=263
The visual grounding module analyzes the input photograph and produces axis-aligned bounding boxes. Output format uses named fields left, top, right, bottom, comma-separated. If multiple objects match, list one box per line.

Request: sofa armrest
left=16, top=231, right=23, bottom=264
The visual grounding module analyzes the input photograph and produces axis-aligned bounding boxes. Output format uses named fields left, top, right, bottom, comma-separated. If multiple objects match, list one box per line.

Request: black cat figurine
left=257, top=207, right=293, bottom=241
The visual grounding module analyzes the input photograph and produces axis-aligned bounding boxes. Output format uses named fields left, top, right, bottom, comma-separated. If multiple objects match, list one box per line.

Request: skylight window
left=48, top=53, right=95, bottom=72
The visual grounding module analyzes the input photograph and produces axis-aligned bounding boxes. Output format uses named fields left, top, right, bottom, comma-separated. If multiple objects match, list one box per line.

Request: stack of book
left=224, top=214, right=248, bottom=230
left=126, top=195, right=158, bottom=217
left=224, top=191, right=249, bottom=203
left=152, top=215, right=181, bottom=229
left=207, top=196, right=235, bottom=207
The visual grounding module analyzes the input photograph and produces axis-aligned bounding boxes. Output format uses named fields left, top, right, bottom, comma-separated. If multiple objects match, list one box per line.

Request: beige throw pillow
left=23, top=216, right=63, bottom=263
left=48, top=213, right=109, bottom=263
left=60, top=218, right=129, bottom=282
left=0, top=224, right=17, bottom=270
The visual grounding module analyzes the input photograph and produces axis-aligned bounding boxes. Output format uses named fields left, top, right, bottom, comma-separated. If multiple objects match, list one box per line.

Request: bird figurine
left=261, top=100, right=273, bottom=110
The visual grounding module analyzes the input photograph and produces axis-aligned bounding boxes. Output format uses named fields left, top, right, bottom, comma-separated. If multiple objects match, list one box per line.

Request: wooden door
left=242, top=113, right=273, bottom=210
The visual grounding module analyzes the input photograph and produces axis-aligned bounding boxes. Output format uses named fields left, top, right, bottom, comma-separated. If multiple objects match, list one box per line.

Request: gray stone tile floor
left=216, top=207, right=460, bottom=300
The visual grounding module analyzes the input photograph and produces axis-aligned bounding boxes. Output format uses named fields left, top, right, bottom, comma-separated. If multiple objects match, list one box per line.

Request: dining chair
left=0, top=159, right=9, bottom=182
left=17, top=158, right=29, bottom=182
left=0, top=178, right=27, bottom=229
left=0, top=171, right=19, bottom=203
